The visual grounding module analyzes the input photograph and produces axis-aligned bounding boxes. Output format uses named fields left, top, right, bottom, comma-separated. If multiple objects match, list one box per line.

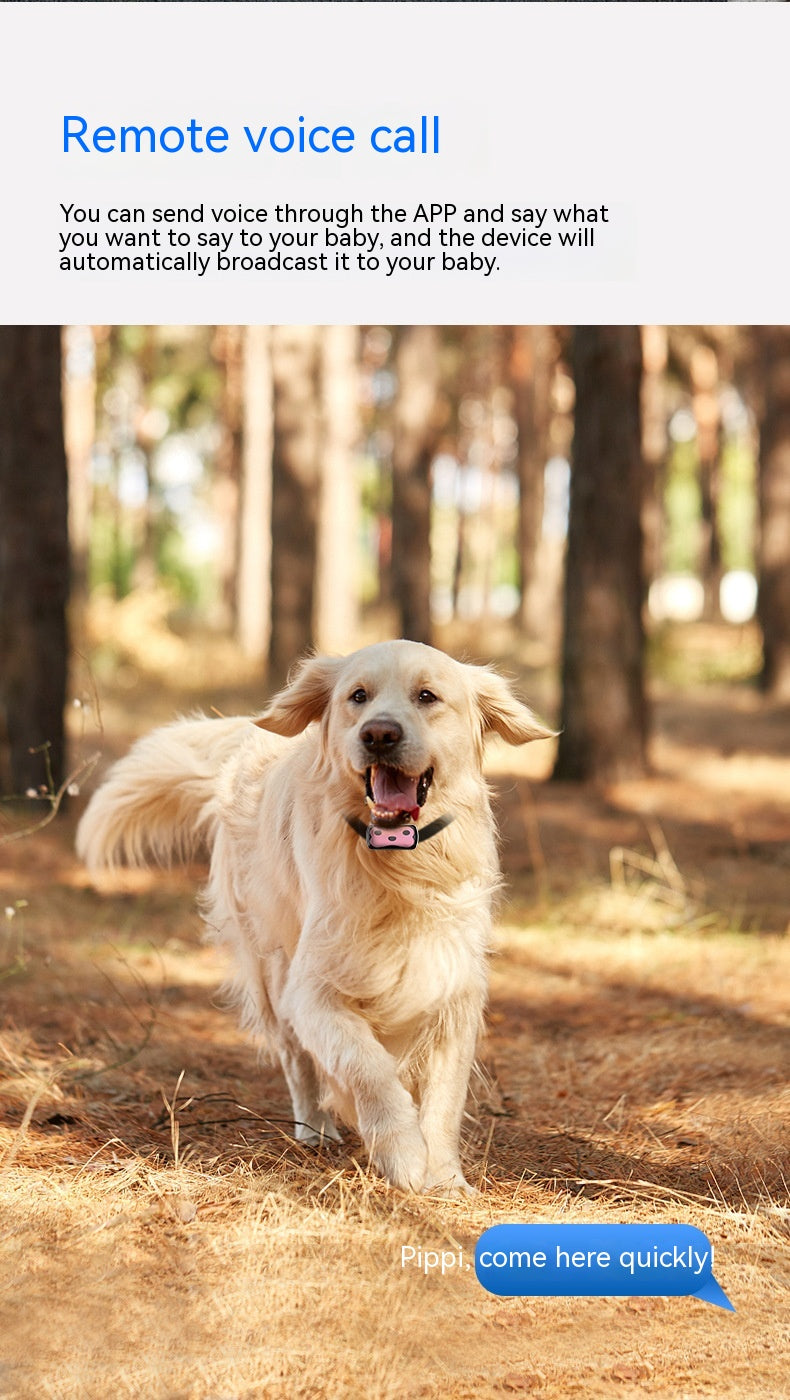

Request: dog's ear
left=473, top=667, right=556, bottom=746
left=255, top=655, right=342, bottom=737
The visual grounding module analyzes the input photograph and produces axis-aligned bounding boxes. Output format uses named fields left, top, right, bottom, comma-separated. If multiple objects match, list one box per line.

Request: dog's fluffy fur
left=77, top=641, right=552, bottom=1192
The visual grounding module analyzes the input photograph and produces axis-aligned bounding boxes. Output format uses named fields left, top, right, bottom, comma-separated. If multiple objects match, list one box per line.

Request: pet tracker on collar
left=368, top=824, right=419, bottom=849
left=345, top=813, right=455, bottom=849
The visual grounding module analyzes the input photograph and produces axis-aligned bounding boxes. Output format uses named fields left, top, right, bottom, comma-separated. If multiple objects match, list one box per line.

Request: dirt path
left=0, top=684, right=787, bottom=1398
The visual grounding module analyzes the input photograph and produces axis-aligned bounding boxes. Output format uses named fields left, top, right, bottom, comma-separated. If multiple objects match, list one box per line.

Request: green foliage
left=663, top=433, right=757, bottom=578
left=718, top=439, right=756, bottom=572
left=648, top=621, right=762, bottom=687
left=663, top=441, right=701, bottom=574
left=115, top=326, right=221, bottom=432
left=494, top=535, right=519, bottom=590
left=157, top=525, right=215, bottom=611
left=89, top=509, right=136, bottom=598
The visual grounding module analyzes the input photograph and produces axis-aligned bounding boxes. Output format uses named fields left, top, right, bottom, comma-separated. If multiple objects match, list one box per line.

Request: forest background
left=0, top=325, right=787, bottom=1400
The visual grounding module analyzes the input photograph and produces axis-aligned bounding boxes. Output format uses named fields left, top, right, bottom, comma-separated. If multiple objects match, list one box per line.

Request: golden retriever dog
left=77, top=641, right=552, bottom=1193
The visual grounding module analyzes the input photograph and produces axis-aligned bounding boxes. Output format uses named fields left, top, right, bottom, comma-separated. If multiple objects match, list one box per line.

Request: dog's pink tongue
left=372, top=767, right=419, bottom=815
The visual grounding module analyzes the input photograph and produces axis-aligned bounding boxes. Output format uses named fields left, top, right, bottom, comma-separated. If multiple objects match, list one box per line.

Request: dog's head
left=255, top=640, right=553, bottom=826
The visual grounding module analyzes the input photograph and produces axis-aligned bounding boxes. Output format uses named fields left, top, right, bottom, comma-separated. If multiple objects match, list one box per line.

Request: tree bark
left=509, top=325, right=554, bottom=633
left=0, top=327, right=70, bottom=795
left=236, top=326, right=273, bottom=662
left=640, top=324, right=668, bottom=593
left=553, top=327, right=647, bottom=783
left=316, top=326, right=361, bottom=653
left=757, top=327, right=790, bottom=698
left=391, top=326, right=441, bottom=644
left=690, top=342, right=723, bottom=618
left=62, top=325, right=96, bottom=626
left=268, top=326, right=321, bottom=688
left=213, top=324, right=244, bottom=630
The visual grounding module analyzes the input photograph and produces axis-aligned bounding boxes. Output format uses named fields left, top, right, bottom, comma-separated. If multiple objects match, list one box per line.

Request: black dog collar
left=346, top=813, right=455, bottom=849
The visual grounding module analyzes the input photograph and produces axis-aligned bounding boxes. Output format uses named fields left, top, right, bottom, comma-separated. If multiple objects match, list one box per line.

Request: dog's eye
left=349, top=687, right=368, bottom=705
left=417, top=689, right=439, bottom=705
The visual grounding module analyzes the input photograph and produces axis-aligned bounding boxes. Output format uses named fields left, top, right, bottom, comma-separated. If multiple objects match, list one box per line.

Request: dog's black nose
left=360, top=717, right=403, bottom=754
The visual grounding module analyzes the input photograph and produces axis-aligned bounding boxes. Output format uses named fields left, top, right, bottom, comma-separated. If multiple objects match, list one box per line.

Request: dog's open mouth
left=365, top=765, right=434, bottom=827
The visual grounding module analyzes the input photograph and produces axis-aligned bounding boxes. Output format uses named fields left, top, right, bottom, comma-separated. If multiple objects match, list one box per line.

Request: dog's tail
left=76, top=716, right=252, bottom=872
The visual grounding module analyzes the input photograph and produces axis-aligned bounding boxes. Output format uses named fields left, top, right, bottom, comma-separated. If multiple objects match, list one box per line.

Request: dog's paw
left=295, top=1113, right=343, bottom=1146
left=358, top=1083, right=428, bottom=1189
left=422, top=1163, right=476, bottom=1197
left=372, top=1126, right=429, bottom=1192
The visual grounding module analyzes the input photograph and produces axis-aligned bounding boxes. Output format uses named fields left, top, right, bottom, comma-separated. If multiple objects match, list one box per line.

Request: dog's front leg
left=279, top=1031, right=343, bottom=1146
left=416, top=1004, right=482, bottom=1195
left=282, top=972, right=428, bottom=1191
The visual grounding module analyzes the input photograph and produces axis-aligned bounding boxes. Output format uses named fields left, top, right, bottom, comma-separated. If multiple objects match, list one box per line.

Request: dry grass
left=1, top=638, right=788, bottom=1398
left=1, top=826, right=787, bottom=1399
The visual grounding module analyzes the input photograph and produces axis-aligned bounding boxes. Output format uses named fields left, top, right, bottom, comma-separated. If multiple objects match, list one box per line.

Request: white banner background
left=1, top=1, right=787, bottom=324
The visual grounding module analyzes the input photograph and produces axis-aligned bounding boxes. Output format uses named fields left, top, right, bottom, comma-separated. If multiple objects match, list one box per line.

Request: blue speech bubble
left=475, top=1224, right=734, bottom=1311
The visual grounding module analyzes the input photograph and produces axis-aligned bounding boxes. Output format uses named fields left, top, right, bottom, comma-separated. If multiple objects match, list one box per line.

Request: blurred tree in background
left=0, top=328, right=70, bottom=795
left=509, top=325, right=556, bottom=636
left=268, top=325, right=322, bottom=689
left=236, top=325, right=273, bottom=662
left=755, top=327, right=790, bottom=699
left=553, top=327, right=647, bottom=782
left=390, top=325, right=442, bottom=645
left=1, top=322, right=785, bottom=799
left=316, top=326, right=361, bottom=654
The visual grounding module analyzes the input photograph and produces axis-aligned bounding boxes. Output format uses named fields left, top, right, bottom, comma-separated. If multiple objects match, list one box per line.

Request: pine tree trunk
left=63, top=325, right=96, bottom=627
left=757, top=327, right=790, bottom=698
left=640, top=324, right=668, bottom=593
left=391, top=326, right=441, bottom=644
left=213, top=325, right=244, bottom=630
left=236, top=326, right=273, bottom=662
left=553, top=327, right=647, bottom=783
left=0, top=327, right=70, bottom=795
left=316, top=326, right=361, bottom=653
left=510, top=326, right=554, bottom=633
left=690, top=343, right=723, bottom=618
left=268, top=326, right=321, bottom=688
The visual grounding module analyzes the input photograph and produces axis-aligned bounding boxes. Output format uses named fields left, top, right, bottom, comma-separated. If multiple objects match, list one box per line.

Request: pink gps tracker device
left=366, top=824, right=419, bottom=850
